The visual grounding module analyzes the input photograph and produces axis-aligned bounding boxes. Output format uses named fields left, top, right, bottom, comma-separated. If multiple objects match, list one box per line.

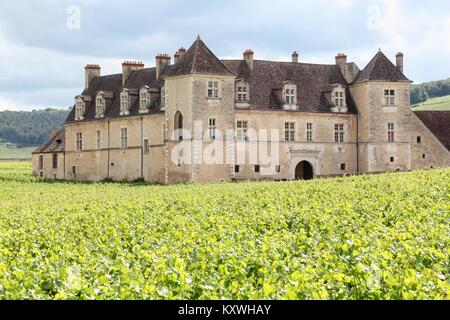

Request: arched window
left=95, top=91, right=105, bottom=118
left=120, top=89, right=130, bottom=115
left=161, top=83, right=166, bottom=109
left=75, top=96, right=85, bottom=121
left=139, top=86, right=150, bottom=113
left=174, top=111, right=184, bottom=141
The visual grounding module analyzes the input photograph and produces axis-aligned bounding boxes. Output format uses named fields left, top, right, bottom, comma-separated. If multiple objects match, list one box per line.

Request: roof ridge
left=190, top=37, right=200, bottom=74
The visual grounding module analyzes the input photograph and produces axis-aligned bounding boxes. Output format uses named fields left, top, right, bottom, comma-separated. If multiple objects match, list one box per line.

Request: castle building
left=33, top=36, right=450, bottom=183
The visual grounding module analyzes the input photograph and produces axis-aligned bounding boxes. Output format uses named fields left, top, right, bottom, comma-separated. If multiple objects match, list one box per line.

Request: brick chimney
left=85, top=64, right=101, bottom=89
left=335, top=53, right=347, bottom=69
left=335, top=53, right=348, bottom=81
left=174, top=47, right=186, bottom=63
left=396, top=52, right=404, bottom=73
left=244, top=49, right=254, bottom=71
left=156, top=54, right=171, bottom=79
left=292, top=51, right=299, bottom=63
left=122, top=61, right=144, bottom=85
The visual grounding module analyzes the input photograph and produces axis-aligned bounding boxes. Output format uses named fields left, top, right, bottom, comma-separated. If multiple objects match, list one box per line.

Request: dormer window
left=95, top=92, right=105, bottom=118
left=334, top=90, right=345, bottom=107
left=120, top=89, right=130, bottom=115
left=139, top=86, right=150, bottom=113
left=236, top=81, right=249, bottom=103
left=75, top=96, right=85, bottom=121
left=283, top=84, right=297, bottom=110
left=331, top=86, right=348, bottom=113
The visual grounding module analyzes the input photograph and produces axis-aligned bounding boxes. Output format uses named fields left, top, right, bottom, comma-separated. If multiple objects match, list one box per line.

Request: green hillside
left=0, top=108, right=70, bottom=147
left=411, top=78, right=450, bottom=105
left=412, top=95, right=450, bottom=111
left=0, top=145, right=36, bottom=159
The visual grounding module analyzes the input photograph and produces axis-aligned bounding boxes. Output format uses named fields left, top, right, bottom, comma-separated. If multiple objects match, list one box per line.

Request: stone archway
left=295, top=161, right=314, bottom=180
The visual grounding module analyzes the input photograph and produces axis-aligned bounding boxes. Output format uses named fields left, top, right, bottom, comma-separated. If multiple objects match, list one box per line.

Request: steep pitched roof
left=33, top=129, right=65, bottom=154
left=354, top=51, right=411, bottom=83
left=65, top=69, right=163, bottom=123
left=413, top=110, right=450, bottom=151
left=162, top=36, right=234, bottom=77
left=222, top=60, right=357, bottom=113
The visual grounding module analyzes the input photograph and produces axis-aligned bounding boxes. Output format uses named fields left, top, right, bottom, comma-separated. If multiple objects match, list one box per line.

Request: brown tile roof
left=354, top=51, right=411, bottom=83
left=33, top=129, right=65, bottom=154
left=222, top=59, right=357, bottom=113
left=162, top=36, right=234, bottom=77
left=66, top=68, right=163, bottom=123
left=413, top=110, right=450, bottom=151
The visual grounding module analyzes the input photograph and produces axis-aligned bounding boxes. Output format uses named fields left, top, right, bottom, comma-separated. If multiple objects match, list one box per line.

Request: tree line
left=411, top=78, right=450, bottom=105
left=0, top=108, right=70, bottom=147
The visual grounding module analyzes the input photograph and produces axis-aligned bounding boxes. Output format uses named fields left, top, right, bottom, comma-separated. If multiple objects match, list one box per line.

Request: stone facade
left=32, top=37, right=450, bottom=183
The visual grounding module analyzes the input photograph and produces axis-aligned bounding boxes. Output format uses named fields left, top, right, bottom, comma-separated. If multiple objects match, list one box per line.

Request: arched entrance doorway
left=295, top=161, right=314, bottom=180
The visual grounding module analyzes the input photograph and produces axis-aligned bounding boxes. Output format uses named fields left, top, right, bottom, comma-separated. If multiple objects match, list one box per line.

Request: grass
left=412, top=95, right=450, bottom=111
left=0, top=145, right=36, bottom=159
left=0, top=162, right=449, bottom=300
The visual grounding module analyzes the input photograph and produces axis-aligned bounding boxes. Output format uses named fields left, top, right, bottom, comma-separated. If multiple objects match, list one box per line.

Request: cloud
left=0, top=0, right=449, bottom=110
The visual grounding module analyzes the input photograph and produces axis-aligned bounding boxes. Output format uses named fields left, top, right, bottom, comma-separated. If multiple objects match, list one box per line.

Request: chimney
left=50, top=128, right=59, bottom=139
left=122, top=61, right=145, bottom=85
left=335, top=53, right=348, bottom=81
left=85, top=64, right=101, bottom=89
left=396, top=52, right=404, bottom=73
left=335, top=53, right=347, bottom=69
left=174, top=51, right=180, bottom=64
left=178, top=47, right=186, bottom=60
left=243, top=49, right=254, bottom=71
left=156, top=54, right=171, bottom=79
left=292, top=51, right=299, bottom=63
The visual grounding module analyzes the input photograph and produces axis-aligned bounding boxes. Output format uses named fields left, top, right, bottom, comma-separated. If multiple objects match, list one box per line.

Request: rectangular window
left=72, top=166, right=76, bottom=175
left=52, top=153, right=58, bottom=169
left=208, top=81, right=219, bottom=98
left=390, top=156, right=395, bottom=163
left=96, top=130, right=101, bottom=150
left=76, top=132, right=83, bottom=151
left=417, top=136, right=421, bottom=144
left=306, top=123, right=313, bottom=142
left=384, top=89, right=395, bottom=106
left=235, top=165, right=240, bottom=173
left=237, top=83, right=248, bottom=102
left=285, top=87, right=296, bottom=104
left=422, top=154, right=426, bottom=159
left=388, top=123, right=395, bottom=143
left=237, top=121, right=248, bottom=141
left=143, top=139, right=150, bottom=154
left=255, top=165, right=260, bottom=173
left=284, top=122, right=295, bottom=142
left=334, top=91, right=345, bottom=107
left=334, top=123, right=344, bottom=143
left=121, top=128, right=128, bottom=149
left=275, top=165, right=281, bottom=173
left=340, top=163, right=346, bottom=171
left=208, top=118, right=217, bottom=140
left=39, top=155, right=44, bottom=170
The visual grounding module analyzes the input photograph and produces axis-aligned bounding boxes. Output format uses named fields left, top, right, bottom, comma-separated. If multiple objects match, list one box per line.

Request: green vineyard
left=0, top=162, right=448, bottom=300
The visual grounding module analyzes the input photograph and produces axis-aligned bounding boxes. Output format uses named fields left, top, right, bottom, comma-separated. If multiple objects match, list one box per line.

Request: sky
left=0, top=0, right=449, bottom=111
